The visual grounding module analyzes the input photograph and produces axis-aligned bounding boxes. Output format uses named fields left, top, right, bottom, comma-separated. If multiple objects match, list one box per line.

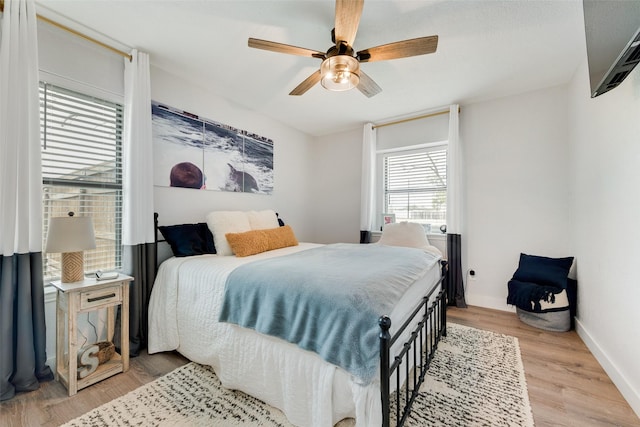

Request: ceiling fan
left=248, top=0, right=438, bottom=97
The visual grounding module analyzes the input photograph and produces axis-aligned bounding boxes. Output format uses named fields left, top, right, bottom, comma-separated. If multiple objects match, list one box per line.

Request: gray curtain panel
left=114, top=243, right=157, bottom=357
left=447, top=233, right=467, bottom=308
left=0, top=253, right=54, bottom=401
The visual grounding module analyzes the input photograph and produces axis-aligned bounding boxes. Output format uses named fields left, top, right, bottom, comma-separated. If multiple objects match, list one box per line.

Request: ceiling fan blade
left=289, top=70, right=322, bottom=96
left=357, top=35, right=438, bottom=63
left=334, top=0, right=364, bottom=46
left=248, top=38, right=325, bottom=59
left=357, top=71, right=382, bottom=98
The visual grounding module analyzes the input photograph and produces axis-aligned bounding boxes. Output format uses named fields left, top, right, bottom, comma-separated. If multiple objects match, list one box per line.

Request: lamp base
left=61, top=251, right=85, bottom=283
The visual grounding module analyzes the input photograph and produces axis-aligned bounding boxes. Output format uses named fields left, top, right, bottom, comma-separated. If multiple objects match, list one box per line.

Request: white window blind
left=40, top=82, right=124, bottom=280
left=383, top=146, right=447, bottom=232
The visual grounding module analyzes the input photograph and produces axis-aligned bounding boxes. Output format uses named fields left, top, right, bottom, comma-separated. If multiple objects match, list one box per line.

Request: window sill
left=371, top=230, right=446, bottom=238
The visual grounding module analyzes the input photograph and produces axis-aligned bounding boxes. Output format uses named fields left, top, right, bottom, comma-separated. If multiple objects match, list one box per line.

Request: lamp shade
left=45, top=215, right=96, bottom=253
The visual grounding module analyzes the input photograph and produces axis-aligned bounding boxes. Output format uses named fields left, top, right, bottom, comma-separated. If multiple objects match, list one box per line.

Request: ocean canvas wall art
left=152, top=101, right=274, bottom=194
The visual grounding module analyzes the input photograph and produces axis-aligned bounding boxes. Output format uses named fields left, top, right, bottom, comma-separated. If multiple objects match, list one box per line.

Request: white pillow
left=206, top=211, right=251, bottom=256
left=378, top=222, right=441, bottom=256
left=246, top=209, right=279, bottom=230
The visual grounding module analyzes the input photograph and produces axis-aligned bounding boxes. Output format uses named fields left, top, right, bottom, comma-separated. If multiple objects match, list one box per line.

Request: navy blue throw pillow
left=159, top=223, right=216, bottom=257
left=512, top=253, right=573, bottom=289
left=199, top=223, right=216, bottom=253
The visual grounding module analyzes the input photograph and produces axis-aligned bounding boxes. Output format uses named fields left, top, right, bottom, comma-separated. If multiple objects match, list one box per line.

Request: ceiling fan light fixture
left=248, top=0, right=438, bottom=97
left=320, top=55, right=360, bottom=92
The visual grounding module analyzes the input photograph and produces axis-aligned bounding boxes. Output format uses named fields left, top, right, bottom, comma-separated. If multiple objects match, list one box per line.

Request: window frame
left=40, top=81, right=124, bottom=282
left=376, top=141, right=448, bottom=233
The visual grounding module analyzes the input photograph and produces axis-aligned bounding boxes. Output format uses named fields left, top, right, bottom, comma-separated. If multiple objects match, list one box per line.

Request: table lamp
left=45, top=212, right=96, bottom=283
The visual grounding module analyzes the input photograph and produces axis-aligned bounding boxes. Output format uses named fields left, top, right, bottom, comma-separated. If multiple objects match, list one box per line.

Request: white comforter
left=148, top=242, right=440, bottom=427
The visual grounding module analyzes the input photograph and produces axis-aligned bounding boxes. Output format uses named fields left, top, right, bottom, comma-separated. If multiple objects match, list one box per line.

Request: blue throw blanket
left=507, top=279, right=562, bottom=312
left=218, top=243, right=439, bottom=383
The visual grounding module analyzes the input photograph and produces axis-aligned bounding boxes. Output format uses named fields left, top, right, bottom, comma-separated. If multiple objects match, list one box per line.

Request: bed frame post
left=441, top=260, right=448, bottom=337
left=154, top=212, right=159, bottom=271
left=379, top=315, right=392, bottom=427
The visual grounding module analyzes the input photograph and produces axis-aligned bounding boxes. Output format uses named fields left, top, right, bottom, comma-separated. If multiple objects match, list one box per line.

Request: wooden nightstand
left=51, top=274, right=133, bottom=396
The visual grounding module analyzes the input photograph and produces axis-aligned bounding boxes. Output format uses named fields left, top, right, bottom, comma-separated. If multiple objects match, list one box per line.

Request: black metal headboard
left=154, top=212, right=173, bottom=269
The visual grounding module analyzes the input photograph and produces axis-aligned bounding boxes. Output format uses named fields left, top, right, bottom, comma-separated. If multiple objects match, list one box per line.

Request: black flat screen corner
left=583, top=0, right=640, bottom=98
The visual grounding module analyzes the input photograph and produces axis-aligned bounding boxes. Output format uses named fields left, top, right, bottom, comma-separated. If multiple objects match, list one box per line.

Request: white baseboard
left=464, top=293, right=516, bottom=313
left=47, top=356, right=56, bottom=371
left=575, top=317, right=640, bottom=419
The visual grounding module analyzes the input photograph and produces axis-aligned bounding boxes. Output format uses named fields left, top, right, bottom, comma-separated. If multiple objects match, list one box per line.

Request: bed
left=148, top=211, right=447, bottom=427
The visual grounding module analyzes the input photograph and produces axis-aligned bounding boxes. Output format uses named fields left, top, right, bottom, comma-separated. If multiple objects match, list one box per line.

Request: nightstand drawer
left=80, top=286, right=121, bottom=310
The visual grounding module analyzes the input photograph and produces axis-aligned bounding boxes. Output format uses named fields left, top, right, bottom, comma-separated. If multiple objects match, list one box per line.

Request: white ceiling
left=36, top=0, right=586, bottom=137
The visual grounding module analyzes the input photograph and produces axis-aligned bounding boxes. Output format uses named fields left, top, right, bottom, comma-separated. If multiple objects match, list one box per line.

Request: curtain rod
left=0, top=0, right=132, bottom=61
left=372, top=106, right=460, bottom=130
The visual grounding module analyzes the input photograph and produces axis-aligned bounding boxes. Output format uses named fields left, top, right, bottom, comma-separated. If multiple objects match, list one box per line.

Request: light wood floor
left=1, top=306, right=638, bottom=426
left=448, top=306, right=639, bottom=427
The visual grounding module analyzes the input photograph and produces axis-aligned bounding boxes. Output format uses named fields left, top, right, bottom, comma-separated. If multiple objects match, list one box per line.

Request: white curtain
left=123, top=49, right=154, bottom=246
left=359, top=123, right=376, bottom=242
left=0, top=0, right=54, bottom=401
left=446, top=104, right=467, bottom=307
left=446, top=104, right=462, bottom=233
left=120, top=49, right=156, bottom=356
left=0, top=0, right=42, bottom=255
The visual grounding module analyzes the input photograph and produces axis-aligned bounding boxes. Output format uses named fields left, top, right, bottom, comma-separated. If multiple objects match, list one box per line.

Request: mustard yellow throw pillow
left=226, top=225, right=298, bottom=257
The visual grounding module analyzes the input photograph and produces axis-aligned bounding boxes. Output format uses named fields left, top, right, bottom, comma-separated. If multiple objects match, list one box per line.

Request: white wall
left=151, top=66, right=316, bottom=242
left=568, top=60, right=640, bottom=416
left=310, top=117, right=451, bottom=244
left=310, top=128, right=363, bottom=243
left=38, top=21, right=124, bottom=101
left=462, top=86, right=573, bottom=310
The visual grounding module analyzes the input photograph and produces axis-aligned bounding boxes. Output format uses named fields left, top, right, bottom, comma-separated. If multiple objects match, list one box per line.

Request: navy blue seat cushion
left=512, top=253, right=574, bottom=289
left=158, top=223, right=216, bottom=257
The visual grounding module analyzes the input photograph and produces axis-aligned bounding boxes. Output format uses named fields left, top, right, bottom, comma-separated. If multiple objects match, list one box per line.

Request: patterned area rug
left=61, top=323, right=534, bottom=427
left=407, top=323, right=534, bottom=426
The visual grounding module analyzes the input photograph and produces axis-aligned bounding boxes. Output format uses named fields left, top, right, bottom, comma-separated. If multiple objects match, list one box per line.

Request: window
left=40, top=82, right=124, bottom=280
left=382, top=144, right=447, bottom=233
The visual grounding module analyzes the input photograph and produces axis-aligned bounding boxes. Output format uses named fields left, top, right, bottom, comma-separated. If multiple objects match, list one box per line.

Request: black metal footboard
left=379, top=260, right=448, bottom=427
